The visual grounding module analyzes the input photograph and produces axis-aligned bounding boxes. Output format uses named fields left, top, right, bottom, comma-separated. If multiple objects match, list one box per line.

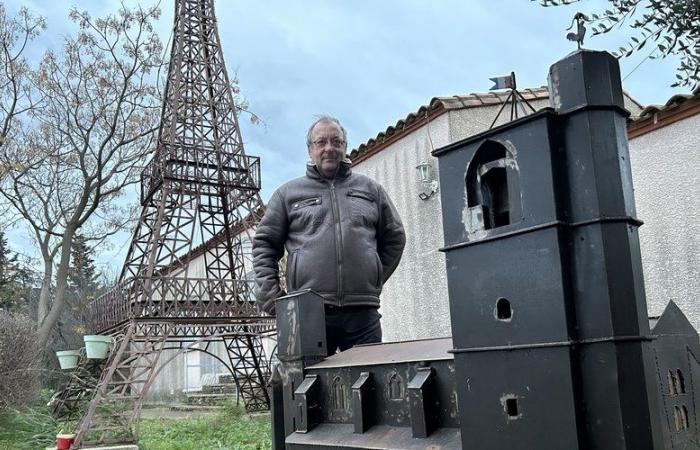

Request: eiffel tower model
left=70, top=0, right=274, bottom=446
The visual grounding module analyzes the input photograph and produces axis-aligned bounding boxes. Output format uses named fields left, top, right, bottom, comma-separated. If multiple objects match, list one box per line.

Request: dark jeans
left=325, top=305, right=382, bottom=356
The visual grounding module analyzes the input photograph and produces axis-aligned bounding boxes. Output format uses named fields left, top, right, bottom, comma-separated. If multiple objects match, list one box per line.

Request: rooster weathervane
left=566, top=12, right=588, bottom=49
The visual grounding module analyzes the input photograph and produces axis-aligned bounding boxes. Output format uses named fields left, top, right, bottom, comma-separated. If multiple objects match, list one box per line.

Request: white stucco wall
left=629, top=114, right=700, bottom=328
left=351, top=95, right=659, bottom=342
left=351, top=114, right=452, bottom=341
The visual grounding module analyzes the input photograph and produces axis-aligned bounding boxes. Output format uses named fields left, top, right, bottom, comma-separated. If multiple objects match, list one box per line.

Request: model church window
left=332, top=377, right=347, bottom=410
left=503, top=395, right=521, bottom=420
left=496, top=297, right=512, bottom=321
left=465, top=140, right=520, bottom=232
left=388, top=372, right=404, bottom=400
left=675, top=405, right=690, bottom=432
left=677, top=369, right=686, bottom=394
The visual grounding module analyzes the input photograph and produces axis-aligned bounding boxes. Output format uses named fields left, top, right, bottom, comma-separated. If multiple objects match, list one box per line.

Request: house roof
left=349, top=87, right=644, bottom=164
left=628, top=86, right=700, bottom=138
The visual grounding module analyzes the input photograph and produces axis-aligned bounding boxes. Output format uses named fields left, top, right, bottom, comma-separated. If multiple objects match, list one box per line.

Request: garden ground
left=0, top=401, right=271, bottom=450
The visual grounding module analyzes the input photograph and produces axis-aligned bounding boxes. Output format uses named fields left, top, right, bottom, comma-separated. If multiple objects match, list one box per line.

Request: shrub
left=0, top=311, right=40, bottom=409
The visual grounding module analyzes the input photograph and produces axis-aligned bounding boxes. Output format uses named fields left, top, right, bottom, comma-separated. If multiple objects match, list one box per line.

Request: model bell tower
left=434, top=49, right=663, bottom=449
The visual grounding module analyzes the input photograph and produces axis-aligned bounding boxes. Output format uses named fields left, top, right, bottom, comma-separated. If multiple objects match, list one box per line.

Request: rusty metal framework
left=70, top=1, right=274, bottom=447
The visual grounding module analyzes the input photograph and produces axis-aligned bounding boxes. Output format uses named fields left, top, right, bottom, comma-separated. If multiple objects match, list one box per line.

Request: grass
left=138, top=404, right=271, bottom=450
left=0, top=401, right=271, bottom=450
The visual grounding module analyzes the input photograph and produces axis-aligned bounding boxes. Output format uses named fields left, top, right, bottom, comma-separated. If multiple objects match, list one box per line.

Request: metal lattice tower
left=72, top=1, right=274, bottom=447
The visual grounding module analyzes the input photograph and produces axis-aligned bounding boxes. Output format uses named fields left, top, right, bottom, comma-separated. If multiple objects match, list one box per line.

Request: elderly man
left=252, top=116, right=405, bottom=355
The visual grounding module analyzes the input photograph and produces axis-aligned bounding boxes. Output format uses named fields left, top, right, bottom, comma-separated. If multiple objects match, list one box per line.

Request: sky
left=7, top=0, right=688, bottom=275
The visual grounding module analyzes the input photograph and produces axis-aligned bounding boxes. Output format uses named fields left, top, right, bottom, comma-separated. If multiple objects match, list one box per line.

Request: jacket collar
left=306, top=159, right=352, bottom=181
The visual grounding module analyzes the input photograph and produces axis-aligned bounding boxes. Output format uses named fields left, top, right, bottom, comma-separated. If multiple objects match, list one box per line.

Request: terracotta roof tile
left=350, top=87, right=645, bottom=163
left=349, top=87, right=550, bottom=161
left=634, top=86, right=700, bottom=121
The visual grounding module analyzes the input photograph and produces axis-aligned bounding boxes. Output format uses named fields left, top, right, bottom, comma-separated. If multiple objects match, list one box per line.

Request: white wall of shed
left=629, top=114, right=700, bottom=328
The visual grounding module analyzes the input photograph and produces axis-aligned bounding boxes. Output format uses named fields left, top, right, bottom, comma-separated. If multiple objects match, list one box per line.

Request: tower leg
left=71, top=323, right=170, bottom=449
left=224, top=332, right=271, bottom=412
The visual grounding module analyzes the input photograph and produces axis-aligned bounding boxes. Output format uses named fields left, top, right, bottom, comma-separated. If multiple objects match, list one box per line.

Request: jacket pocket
left=347, top=189, right=375, bottom=203
left=347, top=189, right=377, bottom=226
left=286, top=250, right=299, bottom=291
left=292, top=197, right=321, bottom=210
left=290, top=196, right=325, bottom=234
left=374, top=252, right=383, bottom=288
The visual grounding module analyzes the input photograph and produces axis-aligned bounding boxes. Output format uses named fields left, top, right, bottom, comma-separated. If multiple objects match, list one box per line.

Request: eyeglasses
left=312, top=138, right=346, bottom=148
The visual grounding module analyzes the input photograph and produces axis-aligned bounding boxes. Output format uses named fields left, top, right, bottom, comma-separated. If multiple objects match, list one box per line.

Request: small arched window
left=388, top=372, right=404, bottom=400
left=496, top=297, right=513, bottom=321
left=332, top=376, right=347, bottom=410
left=669, top=370, right=679, bottom=395
left=464, top=140, right=520, bottom=233
left=677, top=369, right=686, bottom=394
left=681, top=406, right=690, bottom=429
left=675, top=406, right=683, bottom=432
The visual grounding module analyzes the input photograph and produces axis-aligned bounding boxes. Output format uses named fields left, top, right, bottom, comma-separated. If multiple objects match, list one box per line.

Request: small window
left=332, top=376, right=347, bottom=410
left=388, top=373, right=404, bottom=400
left=669, top=370, right=679, bottom=395
left=674, top=405, right=689, bottom=432
left=496, top=298, right=512, bottom=321
left=502, top=394, right=521, bottom=420
left=677, top=369, right=686, bottom=394
left=506, top=398, right=519, bottom=417
left=681, top=406, right=690, bottom=429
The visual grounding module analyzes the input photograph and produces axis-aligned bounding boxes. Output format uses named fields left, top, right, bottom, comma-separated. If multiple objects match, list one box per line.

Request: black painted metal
left=351, top=372, right=374, bottom=434
left=437, top=49, right=662, bottom=450
left=271, top=365, right=287, bottom=450
left=273, top=49, right=700, bottom=450
left=276, top=290, right=328, bottom=362
left=407, top=366, right=435, bottom=438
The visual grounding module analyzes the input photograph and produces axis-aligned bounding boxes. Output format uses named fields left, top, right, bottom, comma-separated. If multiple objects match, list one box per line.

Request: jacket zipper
left=329, top=182, right=343, bottom=305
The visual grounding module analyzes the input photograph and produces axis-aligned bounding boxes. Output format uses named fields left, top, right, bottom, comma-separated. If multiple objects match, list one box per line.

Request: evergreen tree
left=0, top=232, right=30, bottom=310
left=67, top=235, right=101, bottom=333
left=68, top=235, right=99, bottom=299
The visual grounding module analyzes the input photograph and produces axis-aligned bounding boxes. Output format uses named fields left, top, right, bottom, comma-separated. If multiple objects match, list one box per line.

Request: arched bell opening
left=464, top=140, right=521, bottom=233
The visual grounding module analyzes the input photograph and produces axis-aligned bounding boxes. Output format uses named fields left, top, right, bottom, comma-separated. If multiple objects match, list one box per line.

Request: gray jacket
left=252, top=161, right=405, bottom=314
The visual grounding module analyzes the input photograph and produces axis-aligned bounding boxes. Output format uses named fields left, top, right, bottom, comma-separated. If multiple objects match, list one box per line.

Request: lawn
left=0, top=402, right=271, bottom=450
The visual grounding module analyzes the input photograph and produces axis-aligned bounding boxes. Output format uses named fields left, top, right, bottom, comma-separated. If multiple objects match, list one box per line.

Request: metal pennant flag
left=489, top=73, right=515, bottom=91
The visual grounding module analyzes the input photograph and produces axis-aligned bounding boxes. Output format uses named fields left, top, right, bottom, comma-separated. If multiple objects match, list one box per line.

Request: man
left=252, top=116, right=405, bottom=355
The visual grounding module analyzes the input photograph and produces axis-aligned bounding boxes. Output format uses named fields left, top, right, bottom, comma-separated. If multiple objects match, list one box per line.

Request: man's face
left=308, top=121, right=346, bottom=178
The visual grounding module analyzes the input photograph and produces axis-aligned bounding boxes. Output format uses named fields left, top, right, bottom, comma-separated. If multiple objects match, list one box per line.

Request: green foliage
left=68, top=235, right=99, bottom=298
left=0, top=408, right=71, bottom=450
left=139, top=404, right=271, bottom=450
left=0, top=402, right=271, bottom=450
left=0, top=232, right=30, bottom=310
left=535, top=0, right=700, bottom=89
left=65, top=234, right=102, bottom=337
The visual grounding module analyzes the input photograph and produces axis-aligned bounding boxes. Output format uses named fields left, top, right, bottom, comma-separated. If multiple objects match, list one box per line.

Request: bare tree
left=0, top=4, right=164, bottom=349
left=0, top=4, right=45, bottom=146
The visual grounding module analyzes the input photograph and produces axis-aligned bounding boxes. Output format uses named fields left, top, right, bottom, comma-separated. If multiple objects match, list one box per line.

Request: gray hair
left=306, top=115, right=348, bottom=149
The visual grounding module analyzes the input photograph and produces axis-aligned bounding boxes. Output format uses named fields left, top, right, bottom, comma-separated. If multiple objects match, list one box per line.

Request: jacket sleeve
left=252, top=190, right=288, bottom=314
left=376, top=185, right=406, bottom=282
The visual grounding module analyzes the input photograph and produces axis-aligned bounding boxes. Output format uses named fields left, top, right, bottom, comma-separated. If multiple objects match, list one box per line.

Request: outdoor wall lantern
left=416, top=161, right=439, bottom=200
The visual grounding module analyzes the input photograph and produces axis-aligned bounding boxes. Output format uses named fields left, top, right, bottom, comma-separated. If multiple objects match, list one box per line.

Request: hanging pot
left=83, top=335, right=113, bottom=359
left=55, top=350, right=81, bottom=370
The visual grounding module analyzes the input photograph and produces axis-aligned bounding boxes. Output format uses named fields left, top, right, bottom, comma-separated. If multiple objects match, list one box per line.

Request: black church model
left=270, top=50, right=700, bottom=450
